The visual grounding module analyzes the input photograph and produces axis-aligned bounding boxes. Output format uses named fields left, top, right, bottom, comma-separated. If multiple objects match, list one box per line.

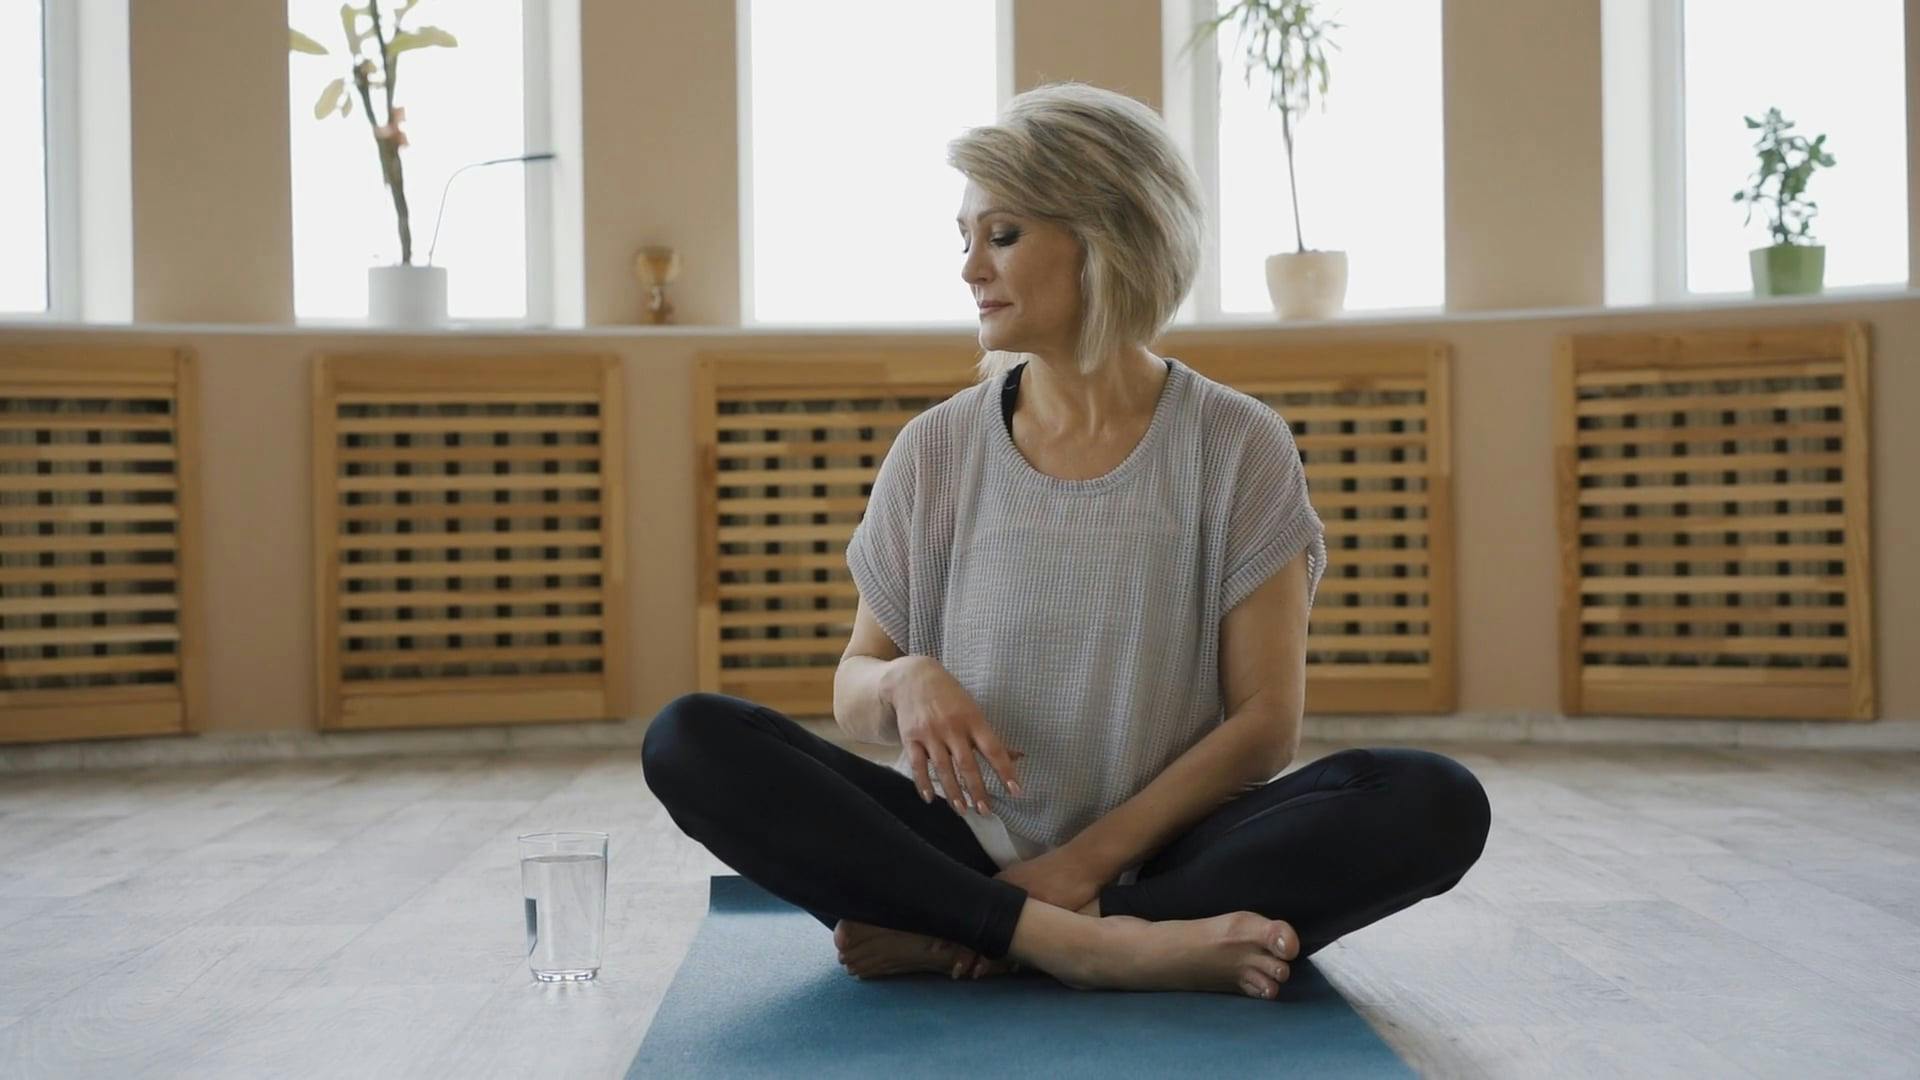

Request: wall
left=128, top=0, right=295, bottom=323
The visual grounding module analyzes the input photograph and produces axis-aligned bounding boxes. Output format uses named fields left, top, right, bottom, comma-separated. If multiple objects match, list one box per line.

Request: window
left=1678, top=0, right=1907, bottom=294
left=1187, top=0, right=1445, bottom=317
left=741, top=0, right=1003, bottom=324
left=288, top=0, right=547, bottom=322
left=1, top=0, right=48, bottom=315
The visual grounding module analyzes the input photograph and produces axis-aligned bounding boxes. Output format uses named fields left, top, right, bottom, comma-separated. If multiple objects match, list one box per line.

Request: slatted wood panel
left=1182, top=344, right=1457, bottom=714
left=695, top=351, right=972, bottom=718
left=0, top=345, right=204, bottom=743
left=1553, top=323, right=1874, bottom=721
left=696, top=344, right=1455, bottom=719
left=313, top=354, right=630, bottom=730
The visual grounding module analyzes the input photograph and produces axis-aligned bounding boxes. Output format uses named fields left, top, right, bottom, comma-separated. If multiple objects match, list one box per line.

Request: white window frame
left=1165, top=0, right=1224, bottom=323
left=294, top=4, right=555, bottom=328
left=27, top=0, right=80, bottom=321
left=1647, top=0, right=1907, bottom=304
left=520, top=0, right=555, bottom=328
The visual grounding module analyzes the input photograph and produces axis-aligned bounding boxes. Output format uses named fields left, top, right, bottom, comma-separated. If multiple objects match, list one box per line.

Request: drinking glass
left=520, top=831, right=609, bottom=981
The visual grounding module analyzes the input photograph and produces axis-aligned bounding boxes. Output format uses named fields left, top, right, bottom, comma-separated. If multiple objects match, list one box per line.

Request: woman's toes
left=1242, top=970, right=1278, bottom=1000
left=1269, top=921, right=1299, bottom=961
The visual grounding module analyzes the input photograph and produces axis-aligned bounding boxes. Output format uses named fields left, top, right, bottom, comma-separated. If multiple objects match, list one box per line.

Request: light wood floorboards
left=1, top=739, right=1917, bottom=1078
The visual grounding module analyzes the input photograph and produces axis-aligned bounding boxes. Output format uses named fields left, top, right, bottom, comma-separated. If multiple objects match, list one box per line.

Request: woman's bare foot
left=833, top=919, right=1020, bottom=980
left=1018, top=906, right=1300, bottom=1001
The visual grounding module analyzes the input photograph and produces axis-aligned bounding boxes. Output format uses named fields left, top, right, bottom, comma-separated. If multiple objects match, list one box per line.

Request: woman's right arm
left=833, top=593, right=920, bottom=745
left=835, top=591, right=1025, bottom=814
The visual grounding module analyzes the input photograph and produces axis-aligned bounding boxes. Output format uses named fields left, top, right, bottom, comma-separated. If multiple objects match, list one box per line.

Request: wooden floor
left=2, top=738, right=1917, bottom=1078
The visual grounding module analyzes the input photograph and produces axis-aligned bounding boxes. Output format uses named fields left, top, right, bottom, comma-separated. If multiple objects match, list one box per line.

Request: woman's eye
left=961, top=230, right=1020, bottom=254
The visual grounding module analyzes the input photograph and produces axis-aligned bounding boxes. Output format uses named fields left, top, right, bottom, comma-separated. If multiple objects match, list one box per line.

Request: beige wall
left=2, top=293, right=1915, bottom=734
left=129, top=0, right=294, bottom=323
left=1014, top=0, right=1164, bottom=110
left=578, top=0, right=740, bottom=326
left=1444, top=0, right=1607, bottom=311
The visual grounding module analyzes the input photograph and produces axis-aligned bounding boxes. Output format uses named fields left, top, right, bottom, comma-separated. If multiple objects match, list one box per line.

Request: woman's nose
left=960, top=242, right=991, bottom=286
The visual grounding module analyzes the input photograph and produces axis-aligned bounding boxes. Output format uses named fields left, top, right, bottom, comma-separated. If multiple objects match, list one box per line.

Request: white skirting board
left=2, top=710, right=1917, bottom=773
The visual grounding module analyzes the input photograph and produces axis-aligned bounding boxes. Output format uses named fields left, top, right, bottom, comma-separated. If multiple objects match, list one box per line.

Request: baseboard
left=3, top=710, right=1917, bottom=773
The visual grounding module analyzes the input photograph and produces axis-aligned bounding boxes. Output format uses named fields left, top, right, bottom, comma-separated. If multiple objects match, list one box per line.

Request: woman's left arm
left=1063, top=550, right=1311, bottom=882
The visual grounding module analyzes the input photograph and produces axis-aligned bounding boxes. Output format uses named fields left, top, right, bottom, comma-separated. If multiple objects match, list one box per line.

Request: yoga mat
left=629, top=875, right=1413, bottom=1078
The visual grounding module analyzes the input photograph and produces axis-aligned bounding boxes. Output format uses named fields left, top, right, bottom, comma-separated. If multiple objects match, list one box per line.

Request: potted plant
left=1734, top=106, right=1837, bottom=297
left=1183, top=0, right=1346, bottom=320
left=290, top=2, right=458, bottom=325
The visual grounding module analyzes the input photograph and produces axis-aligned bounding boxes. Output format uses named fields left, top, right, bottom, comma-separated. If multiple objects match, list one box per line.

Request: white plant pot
left=1264, top=250, right=1348, bottom=320
left=367, top=265, right=448, bottom=327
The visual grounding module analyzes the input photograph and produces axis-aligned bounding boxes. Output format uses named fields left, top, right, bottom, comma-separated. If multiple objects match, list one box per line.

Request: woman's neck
left=1016, top=347, right=1167, bottom=441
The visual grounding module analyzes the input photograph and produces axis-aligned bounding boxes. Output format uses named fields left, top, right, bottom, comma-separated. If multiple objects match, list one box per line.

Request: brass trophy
left=633, top=246, right=681, bottom=324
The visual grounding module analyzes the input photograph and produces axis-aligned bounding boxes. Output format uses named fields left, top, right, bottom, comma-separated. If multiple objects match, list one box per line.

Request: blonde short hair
left=947, top=82, right=1204, bottom=384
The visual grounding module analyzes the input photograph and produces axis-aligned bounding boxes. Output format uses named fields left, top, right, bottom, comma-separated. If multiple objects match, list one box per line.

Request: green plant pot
left=1748, top=244, right=1826, bottom=297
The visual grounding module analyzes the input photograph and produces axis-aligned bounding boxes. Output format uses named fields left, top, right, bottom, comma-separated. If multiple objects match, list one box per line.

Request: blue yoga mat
left=629, top=875, right=1413, bottom=1078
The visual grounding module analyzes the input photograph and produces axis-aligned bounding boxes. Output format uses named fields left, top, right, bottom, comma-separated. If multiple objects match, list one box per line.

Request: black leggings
left=641, top=692, right=1491, bottom=962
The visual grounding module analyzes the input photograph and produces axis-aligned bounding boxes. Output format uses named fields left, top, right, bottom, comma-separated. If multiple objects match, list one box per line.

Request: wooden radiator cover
left=312, top=353, right=629, bottom=730
left=0, top=345, right=203, bottom=744
left=695, top=350, right=970, bottom=718
left=1553, top=323, right=1874, bottom=721
left=1181, top=344, right=1457, bottom=715
left=696, top=344, right=1456, bottom=720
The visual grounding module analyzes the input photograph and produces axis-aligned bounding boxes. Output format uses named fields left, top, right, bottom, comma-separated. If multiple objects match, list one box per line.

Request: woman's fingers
left=928, top=742, right=967, bottom=815
left=978, top=733, right=1025, bottom=797
left=906, top=742, right=935, bottom=803
left=954, top=743, right=992, bottom=815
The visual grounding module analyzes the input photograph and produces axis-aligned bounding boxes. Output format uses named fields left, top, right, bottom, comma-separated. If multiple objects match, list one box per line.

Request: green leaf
left=387, top=25, right=459, bottom=60
left=313, top=77, right=347, bottom=120
left=288, top=28, right=328, bottom=55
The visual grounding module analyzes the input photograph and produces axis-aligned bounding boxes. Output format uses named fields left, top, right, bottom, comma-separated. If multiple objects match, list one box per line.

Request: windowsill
left=3, top=283, right=1914, bottom=337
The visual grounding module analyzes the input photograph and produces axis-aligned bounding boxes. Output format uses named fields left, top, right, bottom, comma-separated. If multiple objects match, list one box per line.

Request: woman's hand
left=889, top=656, right=1024, bottom=815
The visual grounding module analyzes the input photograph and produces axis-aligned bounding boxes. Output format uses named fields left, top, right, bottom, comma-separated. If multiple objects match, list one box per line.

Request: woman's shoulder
left=892, top=378, right=997, bottom=466
left=1171, top=360, right=1294, bottom=451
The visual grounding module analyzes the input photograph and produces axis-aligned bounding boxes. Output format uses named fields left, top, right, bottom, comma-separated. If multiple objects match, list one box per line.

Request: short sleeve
left=844, top=421, right=918, bottom=655
left=1221, top=408, right=1327, bottom=616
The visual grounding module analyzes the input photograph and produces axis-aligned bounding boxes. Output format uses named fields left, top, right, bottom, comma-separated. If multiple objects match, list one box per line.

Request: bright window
left=1, top=0, right=48, bottom=315
left=1680, top=0, right=1907, bottom=292
left=1212, top=0, right=1444, bottom=314
left=743, top=0, right=1001, bottom=324
left=287, top=0, right=537, bottom=321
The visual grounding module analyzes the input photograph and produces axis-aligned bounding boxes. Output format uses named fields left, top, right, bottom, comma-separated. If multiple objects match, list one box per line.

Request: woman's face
left=957, top=179, right=1082, bottom=358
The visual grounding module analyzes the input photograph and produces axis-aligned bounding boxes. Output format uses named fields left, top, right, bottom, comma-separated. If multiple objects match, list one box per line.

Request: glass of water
left=519, top=831, right=609, bottom=982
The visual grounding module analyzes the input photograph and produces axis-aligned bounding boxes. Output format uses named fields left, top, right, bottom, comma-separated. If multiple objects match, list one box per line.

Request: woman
left=642, top=82, right=1490, bottom=1002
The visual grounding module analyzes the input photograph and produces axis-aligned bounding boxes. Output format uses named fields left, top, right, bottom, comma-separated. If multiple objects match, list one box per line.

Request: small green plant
left=1733, top=107, right=1836, bottom=248
left=1181, top=0, right=1343, bottom=254
left=290, top=1, right=459, bottom=265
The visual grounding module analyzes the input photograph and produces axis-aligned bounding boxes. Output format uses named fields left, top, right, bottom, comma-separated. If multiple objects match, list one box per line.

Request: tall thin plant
left=290, top=1, right=459, bottom=266
left=1181, top=0, right=1343, bottom=253
left=1732, top=106, right=1836, bottom=248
